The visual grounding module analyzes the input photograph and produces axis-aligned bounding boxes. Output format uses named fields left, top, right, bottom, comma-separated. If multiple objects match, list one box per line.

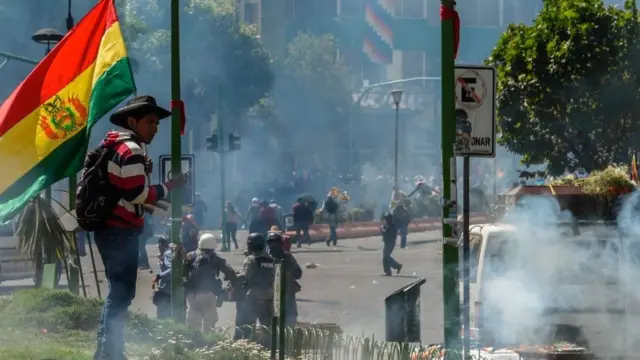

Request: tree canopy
left=122, top=0, right=274, bottom=124
left=487, top=0, right=640, bottom=176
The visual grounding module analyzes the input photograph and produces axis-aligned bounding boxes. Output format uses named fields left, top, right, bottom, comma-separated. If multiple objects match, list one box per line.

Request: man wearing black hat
left=91, top=95, right=186, bottom=360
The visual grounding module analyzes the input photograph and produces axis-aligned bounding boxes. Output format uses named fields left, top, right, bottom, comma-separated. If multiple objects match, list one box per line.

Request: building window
left=402, top=51, right=426, bottom=78
left=398, top=0, right=425, bottom=18
left=425, top=0, right=440, bottom=24
left=244, top=2, right=259, bottom=25
left=322, top=0, right=338, bottom=17
left=457, top=0, right=499, bottom=27
left=340, top=0, right=362, bottom=17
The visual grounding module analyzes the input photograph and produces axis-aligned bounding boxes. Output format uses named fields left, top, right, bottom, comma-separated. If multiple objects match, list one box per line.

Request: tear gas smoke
left=479, top=193, right=640, bottom=355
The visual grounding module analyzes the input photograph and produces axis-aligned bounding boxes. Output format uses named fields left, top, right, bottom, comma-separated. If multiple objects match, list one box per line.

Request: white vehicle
left=463, top=222, right=640, bottom=358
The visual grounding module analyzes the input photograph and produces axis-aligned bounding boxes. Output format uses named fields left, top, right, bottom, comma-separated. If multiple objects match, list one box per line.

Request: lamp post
left=391, top=89, right=403, bottom=189
left=32, top=28, right=64, bottom=55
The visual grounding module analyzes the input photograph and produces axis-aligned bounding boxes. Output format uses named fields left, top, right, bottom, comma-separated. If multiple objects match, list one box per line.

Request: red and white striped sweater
left=101, top=130, right=173, bottom=229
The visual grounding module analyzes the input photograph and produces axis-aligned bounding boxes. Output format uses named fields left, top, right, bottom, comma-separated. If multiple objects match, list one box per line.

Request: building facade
left=237, top=0, right=543, bottom=82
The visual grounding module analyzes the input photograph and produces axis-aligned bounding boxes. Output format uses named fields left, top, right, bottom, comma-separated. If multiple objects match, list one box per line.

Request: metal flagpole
left=170, top=0, right=185, bottom=322
left=66, top=0, right=82, bottom=296
left=440, top=0, right=461, bottom=354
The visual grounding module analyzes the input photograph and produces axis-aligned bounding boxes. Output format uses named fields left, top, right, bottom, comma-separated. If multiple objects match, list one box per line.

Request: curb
left=283, top=214, right=490, bottom=242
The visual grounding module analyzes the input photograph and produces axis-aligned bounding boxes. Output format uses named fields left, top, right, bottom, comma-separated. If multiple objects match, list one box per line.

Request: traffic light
left=229, top=133, right=241, bottom=151
left=206, top=133, right=219, bottom=152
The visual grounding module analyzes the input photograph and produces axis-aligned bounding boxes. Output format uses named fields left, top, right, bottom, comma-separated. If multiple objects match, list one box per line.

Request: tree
left=487, top=0, right=640, bottom=176
left=270, top=33, right=354, bottom=169
left=113, top=0, right=274, bottom=125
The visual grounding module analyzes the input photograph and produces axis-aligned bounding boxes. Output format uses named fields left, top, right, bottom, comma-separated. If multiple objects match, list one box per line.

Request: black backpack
left=324, top=197, right=338, bottom=214
left=76, top=146, right=121, bottom=231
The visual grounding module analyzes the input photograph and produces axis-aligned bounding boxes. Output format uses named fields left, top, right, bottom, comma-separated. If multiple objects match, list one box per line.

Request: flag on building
left=363, top=0, right=394, bottom=64
left=0, top=0, right=136, bottom=221
left=631, top=154, right=639, bottom=183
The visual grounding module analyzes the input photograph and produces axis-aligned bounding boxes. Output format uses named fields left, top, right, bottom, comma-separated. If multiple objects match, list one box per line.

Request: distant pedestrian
left=292, top=197, right=313, bottom=247
left=223, top=201, right=241, bottom=250
left=380, top=213, right=402, bottom=276
left=321, top=193, right=340, bottom=246
left=245, top=198, right=262, bottom=233
left=192, top=193, right=208, bottom=228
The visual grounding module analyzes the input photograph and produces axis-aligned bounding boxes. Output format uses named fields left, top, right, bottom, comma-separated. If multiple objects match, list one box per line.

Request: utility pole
left=440, top=0, right=461, bottom=354
left=170, top=0, right=185, bottom=322
left=218, top=87, right=228, bottom=251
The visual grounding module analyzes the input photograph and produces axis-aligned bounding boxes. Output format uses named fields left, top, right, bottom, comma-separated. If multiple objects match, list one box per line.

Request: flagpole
left=65, top=4, right=82, bottom=296
left=170, top=0, right=185, bottom=322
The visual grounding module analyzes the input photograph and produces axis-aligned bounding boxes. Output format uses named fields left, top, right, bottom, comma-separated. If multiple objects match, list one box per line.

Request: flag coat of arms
left=0, top=0, right=136, bottom=221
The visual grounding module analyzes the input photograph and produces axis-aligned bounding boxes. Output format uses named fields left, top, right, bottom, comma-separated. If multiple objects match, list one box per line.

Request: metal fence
left=209, top=324, right=451, bottom=360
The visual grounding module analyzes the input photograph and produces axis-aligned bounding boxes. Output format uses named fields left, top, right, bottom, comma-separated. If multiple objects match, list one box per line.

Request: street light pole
left=391, top=89, right=403, bottom=188
left=348, top=77, right=440, bottom=174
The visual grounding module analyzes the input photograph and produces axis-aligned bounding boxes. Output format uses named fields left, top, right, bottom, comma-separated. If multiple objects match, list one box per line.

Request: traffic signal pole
left=170, top=0, right=185, bottom=322
left=218, top=87, right=228, bottom=251
left=441, top=0, right=461, bottom=353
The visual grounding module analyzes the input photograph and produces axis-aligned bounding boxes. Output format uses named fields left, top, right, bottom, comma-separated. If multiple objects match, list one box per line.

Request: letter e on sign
left=455, top=70, right=487, bottom=111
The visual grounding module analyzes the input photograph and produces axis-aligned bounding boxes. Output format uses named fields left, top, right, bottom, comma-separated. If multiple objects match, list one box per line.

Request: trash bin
left=385, top=278, right=426, bottom=343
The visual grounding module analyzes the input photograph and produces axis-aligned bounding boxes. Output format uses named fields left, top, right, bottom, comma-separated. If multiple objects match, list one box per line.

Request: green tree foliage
left=270, top=33, right=353, bottom=165
left=118, top=0, right=273, bottom=122
left=487, top=0, right=640, bottom=176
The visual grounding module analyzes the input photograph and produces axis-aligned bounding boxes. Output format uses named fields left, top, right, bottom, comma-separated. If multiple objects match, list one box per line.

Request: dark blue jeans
left=93, top=228, right=140, bottom=360
left=398, top=226, right=408, bottom=248
left=295, top=222, right=310, bottom=245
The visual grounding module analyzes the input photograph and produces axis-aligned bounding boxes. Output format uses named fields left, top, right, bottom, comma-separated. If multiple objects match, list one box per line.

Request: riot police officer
left=266, top=229, right=302, bottom=327
left=234, top=233, right=275, bottom=340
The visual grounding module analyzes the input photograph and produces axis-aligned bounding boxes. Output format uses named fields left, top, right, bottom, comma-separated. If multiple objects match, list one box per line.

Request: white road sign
left=159, top=154, right=196, bottom=206
left=273, top=263, right=282, bottom=316
left=454, top=65, right=496, bottom=157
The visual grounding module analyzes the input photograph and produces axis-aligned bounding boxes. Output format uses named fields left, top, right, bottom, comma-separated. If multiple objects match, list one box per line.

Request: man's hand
left=145, top=159, right=153, bottom=174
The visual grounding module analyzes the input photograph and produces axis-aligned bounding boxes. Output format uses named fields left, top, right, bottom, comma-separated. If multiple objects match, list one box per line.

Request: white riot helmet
left=198, top=233, right=217, bottom=250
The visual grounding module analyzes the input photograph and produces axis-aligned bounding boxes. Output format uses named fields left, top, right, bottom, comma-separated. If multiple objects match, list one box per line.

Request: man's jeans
left=326, top=213, right=338, bottom=246
left=295, top=222, right=311, bottom=245
left=93, top=228, right=140, bottom=360
left=398, top=226, right=408, bottom=248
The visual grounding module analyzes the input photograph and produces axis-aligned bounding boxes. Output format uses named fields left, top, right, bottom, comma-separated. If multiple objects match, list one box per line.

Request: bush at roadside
left=0, top=289, right=280, bottom=359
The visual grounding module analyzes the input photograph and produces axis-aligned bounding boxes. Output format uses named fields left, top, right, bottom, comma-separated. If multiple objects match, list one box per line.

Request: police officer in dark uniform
left=266, top=230, right=303, bottom=327
left=234, top=233, right=275, bottom=340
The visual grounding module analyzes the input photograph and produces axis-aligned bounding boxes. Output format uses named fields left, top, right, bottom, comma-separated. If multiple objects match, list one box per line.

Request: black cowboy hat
left=110, top=95, right=171, bottom=127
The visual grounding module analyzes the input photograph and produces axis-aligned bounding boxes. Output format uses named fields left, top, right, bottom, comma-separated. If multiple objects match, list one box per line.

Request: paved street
left=1, top=230, right=447, bottom=343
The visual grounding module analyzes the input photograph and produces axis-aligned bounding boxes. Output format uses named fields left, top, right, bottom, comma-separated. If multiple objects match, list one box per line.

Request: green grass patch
left=0, top=289, right=226, bottom=359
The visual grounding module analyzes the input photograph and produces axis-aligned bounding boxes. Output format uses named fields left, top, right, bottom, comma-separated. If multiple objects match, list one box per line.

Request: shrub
left=0, top=289, right=223, bottom=348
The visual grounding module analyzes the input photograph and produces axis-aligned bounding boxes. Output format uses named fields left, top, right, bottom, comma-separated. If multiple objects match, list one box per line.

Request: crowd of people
left=73, top=94, right=422, bottom=359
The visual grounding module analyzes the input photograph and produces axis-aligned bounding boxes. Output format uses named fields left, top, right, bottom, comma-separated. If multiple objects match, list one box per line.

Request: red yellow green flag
left=0, top=0, right=136, bottom=221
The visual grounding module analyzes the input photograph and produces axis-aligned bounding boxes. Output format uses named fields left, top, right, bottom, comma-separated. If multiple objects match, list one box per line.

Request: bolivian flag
left=0, top=0, right=136, bottom=221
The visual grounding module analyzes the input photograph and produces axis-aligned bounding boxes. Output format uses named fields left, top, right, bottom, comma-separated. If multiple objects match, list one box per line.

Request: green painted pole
left=68, top=175, right=82, bottom=296
left=441, top=0, right=461, bottom=353
left=170, top=0, right=185, bottom=322
left=218, top=87, right=228, bottom=251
